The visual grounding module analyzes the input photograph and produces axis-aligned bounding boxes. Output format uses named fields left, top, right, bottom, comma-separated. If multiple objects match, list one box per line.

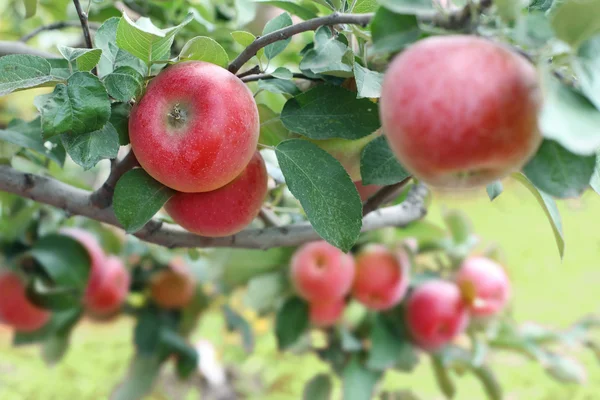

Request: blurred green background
left=1, top=183, right=598, bottom=400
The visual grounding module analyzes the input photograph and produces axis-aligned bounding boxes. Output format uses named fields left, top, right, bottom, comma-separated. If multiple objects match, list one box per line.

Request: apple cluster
left=0, top=228, right=130, bottom=333
left=128, top=61, right=268, bottom=237
left=289, top=241, right=511, bottom=351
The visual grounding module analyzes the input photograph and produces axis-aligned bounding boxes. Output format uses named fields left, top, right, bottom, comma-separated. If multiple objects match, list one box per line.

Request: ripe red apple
left=380, top=35, right=542, bottom=188
left=290, top=241, right=355, bottom=303
left=129, top=61, right=260, bottom=193
left=165, top=151, right=268, bottom=237
left=354, top=180, right=381, bottom=202
left=85, top=256, right=130, bottom=317
left=59, top=227, right=106, bottom=295
left=405, top=280, right=469, bottom=351
left=0, top=271, right=50, bottom=332
left=309, top=298, right=345, bottom=328
left=352, top=245, right=410, bottom=311
left=456, top=256, right=511, bottom=317
left=150, top=259, right=196, bottom=309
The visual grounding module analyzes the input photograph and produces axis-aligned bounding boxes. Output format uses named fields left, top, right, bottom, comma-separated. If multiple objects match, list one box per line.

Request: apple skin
left=290, top=241, right=356, bottom=303
left=456, top=256, right=511, bottom=317
left=309, top=298, right=345, bottom=328
left=354, top=180, right=382, bottom=202
left=150, top=260, right=196, bottom=309
left=0, top=271, right=51, bottom=332
left=165, top=151, right=268, bottom=237
left=351, top=245, right=410, bottom=311
left=129, top=61, right=260, bottom=193
left=405, top=280, right=469, bottom=351
left=380, top=35, right=542, bottom=188
left=309, top=131, right=380, bottom=181
left=59, top=228, right=106, bottom=296
left=85, top=256, right=130, bottom=317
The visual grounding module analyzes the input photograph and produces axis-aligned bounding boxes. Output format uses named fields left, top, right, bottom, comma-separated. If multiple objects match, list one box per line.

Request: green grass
left=1, top=182, right=599, bottom=399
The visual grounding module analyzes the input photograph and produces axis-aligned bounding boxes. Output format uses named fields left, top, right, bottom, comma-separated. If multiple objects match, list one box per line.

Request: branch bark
left=90, top=151, right=139, bottom=208
left=0, top=41, right=56, bottom=58
left=362, top=177, right=413, bottom=216
left=241, top=73, right=321, bottom=83
left=20, top=21, right=101, bottom=42
left=0, top=165, right=428, bottom=250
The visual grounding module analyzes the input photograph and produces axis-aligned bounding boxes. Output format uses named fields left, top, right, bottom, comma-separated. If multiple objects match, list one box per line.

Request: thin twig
left=72, top=0, right=97, bottom=75
left=362, top=177, right=413, bottom=216
left=241, top=73, right=321, bottom=83
left=236, top=65, right=261, bottom=79
left=20, top=21, right=101, bottom=42
left=259, top=208, right=282, bottom=227
left=0, top=41, right=56, bottom=57
left=90, top=151, right=139, bottom=208
left=0, top=165, right=428, bottom=250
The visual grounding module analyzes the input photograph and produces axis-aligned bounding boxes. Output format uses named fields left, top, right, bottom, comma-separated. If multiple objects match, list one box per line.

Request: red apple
left=405, top=280, right=469, bottom=351
left=380, top=35, right=542, bottom=188
left=456, top=256, right=511, bottom=317
left=165, top=151, right=268, bottom=237
left=310, top=298, right=345, bottom=328
left=150, top=259, right=196, bottom=309
left=354, top=180, right=381, bottom=202
left=290, top=241, right=355, bottom=303
left=129, top=61, right=260, bottom=193
left=85, top=256, right=130, bottom=317
left=0, top=271, right=50, bottom=332
left=59, top=227, right=106, bottom=296
left=352, top=245, right=410, bottom=311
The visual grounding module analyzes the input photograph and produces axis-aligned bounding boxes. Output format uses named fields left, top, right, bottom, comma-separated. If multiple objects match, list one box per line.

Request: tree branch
left=20, top=21, right=101, bottom=42
left=0, top=165, right=428, bottom=250
left=241, top=73, right=321, bottom=83
left=362, top=177, right=413, bottom=216
left=72, top=0, right=97, bottom=75
left=0, top=41, right=56, bottom=58
left=259, top=207, right=282, bottom=227
left=90, top=151, right=139, bottom=208
left=228, top=12, right=374, bottom=74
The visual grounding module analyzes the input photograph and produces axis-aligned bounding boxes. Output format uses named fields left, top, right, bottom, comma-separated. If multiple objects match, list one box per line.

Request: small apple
left=456, top=256, right=511, bottom=317
left=290, top=241, right=355, bottom=303
left=309, top=298, right=345, bottom=328
left=380, top=35, right=542, bottom=188
left=0, top=271, right=50, bottom=332
left=405, top=280, right=469, bottom=351
left=85, top=256, right=130, bottom=317
left=165, top=151, right=268, bottom=237
left=59, top=227, right=106, bottom=295
left=129, top=61, right=260, bottom=193
left=150, top=259, right=196, bottom=309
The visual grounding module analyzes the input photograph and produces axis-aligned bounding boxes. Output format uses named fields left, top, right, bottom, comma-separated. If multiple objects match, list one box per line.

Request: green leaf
left=258, top=104, right=290, bottom=147
left=340, top=327, right=363, bottom=352
left=26, top=278, right=82, bottom=310
left=275, top=296, right=309, bottom=350
left=61, top=122, right=120, bottom=170
left=495, top=0, right=522, bottom=24
left=549, top=0, right=600, bottom=47
left=30, top=234, right=91, bottom=289
left=258, top=78, right=301, bottom=95
left=511, top=172, right=564, bottom=259
left=231, top=30, right=256, bottom=46
left=431, top=355, right=456, bottom=399
left=529, top=0, right=554, bottom=11
left=513, top=12, right=554, bottom=48
left=303, top=374, right=332, bottom=400
left=523, top=139, right=596, bottom=198
left=35, top=72, right=111, bottom=139
left=360, top=135, right=409, bottom=185
left=544, top=354, right=588, bottom=384
left=110, top=102, right=132, bottom=145
left=0, top=118, right=65, bottom=166
left=281, top=85, right=380, bottom=140
left=573, top=34, right=600, bottom=110
left=23, top=0, right=37, bottom=18
left=13, top=308, right=81, bottom=346
left=486, top=181, right=503, bottom=201
left=116, top=13, right=193, bottom=65
left=95, top=17, right=145, bottom=77
left=57, top=46, right=102, bottom=72
left=160, top=328, right=198, bottom=378
left=272, top=67, right=293, bottom=79
left=590, top=154, right=600, bottom=195
left=222, top=304, right=255, bottom=353
left=103, top=66, right=144, bottom=101
left=276, top=139, right=362, bottom=252
left=353, top=0, right=378, bottom=12
left=539, top=71, right=600, bottom=156
left=113, top=168, right=175, bottom=233
left=342, top=356, right=382, bottom=400
left=134, top=308, right=161, bottom=355
left=112, top=354, right=163, bottom=400
left=179, top=36, right=229, bottom=67
left=354, top=63, right=383, bottom=99
left=367, top=314, right=417, bottom=371
left=42, top=335, right=70, bottom=366
left=0, top=55, right=56, bottom=96
left=300, top=27, right=353, bottom=77
left=256, top=0, right=319, bottom=19
left=243, top=272, right=286, bottom=313
left=370, top=8, right=420, bottom=54
left=473, top=366, right=503, bottom=400
left=443, top=209, right=472, bottom=246
left=378, top=0, right=434, bottom=15
left=262, top=12, right=294, bottom=60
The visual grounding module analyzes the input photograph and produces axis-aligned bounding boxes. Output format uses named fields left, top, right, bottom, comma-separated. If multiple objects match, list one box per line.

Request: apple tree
left=0, top=0, right=599, bottom=398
